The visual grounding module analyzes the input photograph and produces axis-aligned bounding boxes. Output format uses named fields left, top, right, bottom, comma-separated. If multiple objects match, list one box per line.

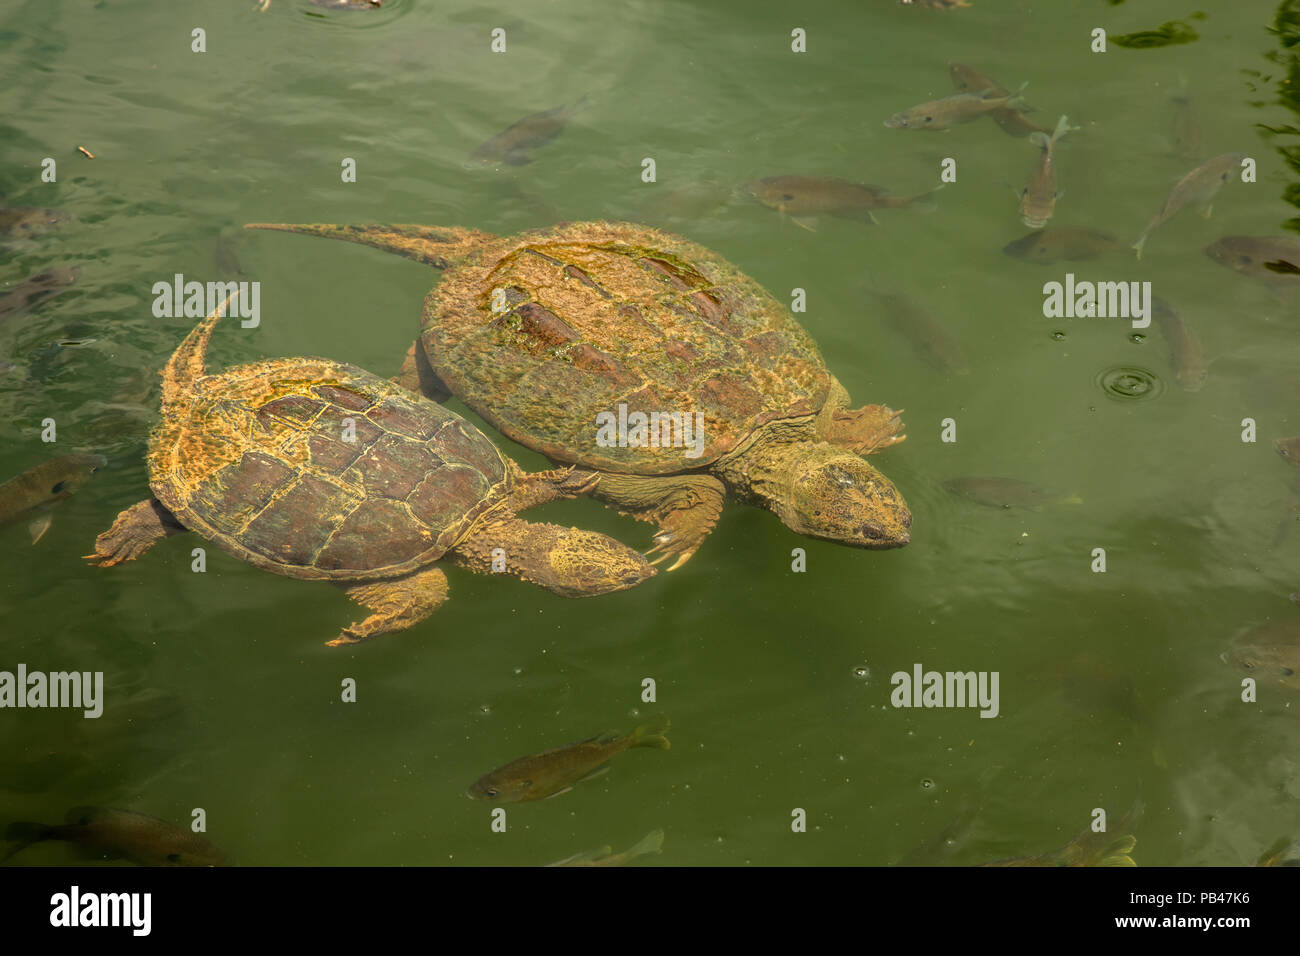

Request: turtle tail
left=160, top=289, right=239, bottom=403
left=242, top=223, right=493, bottom=270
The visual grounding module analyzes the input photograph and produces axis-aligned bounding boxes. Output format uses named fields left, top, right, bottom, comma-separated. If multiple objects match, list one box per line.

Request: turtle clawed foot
left=645, top=528, right=701, bottom=572
left=829, top=404, right=906, bottom=456
left=554, top=466, right=601, bottom=498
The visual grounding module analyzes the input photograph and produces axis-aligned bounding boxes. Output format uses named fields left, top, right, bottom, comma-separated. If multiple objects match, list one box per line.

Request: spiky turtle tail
left=242, top=222, right=492, bottom=270
left=160, top=290, right=239, bottom=407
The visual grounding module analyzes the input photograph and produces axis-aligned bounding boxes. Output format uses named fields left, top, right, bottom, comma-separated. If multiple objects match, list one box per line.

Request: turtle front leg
left=330, top=565, right=449, bottom=646
left=448, top=516, right=653, bottom=595
left=819, top=376, right=906, bottom=456
left=588, top=473, right=725, bottom=571
left=83, top=499, right=187, bottom=567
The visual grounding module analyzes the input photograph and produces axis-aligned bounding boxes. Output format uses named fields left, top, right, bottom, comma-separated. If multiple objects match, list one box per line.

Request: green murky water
left=1, top=0, right=1297, bottom=866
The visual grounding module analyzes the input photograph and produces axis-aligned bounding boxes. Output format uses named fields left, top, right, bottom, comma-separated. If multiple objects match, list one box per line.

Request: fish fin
left=791, top=216, right=818, bottom=232
left=1028, top=132, right=1049, bottom=150
left=632, top=715, right=671, bottom=750
left=570, top=92, right=591, bottom=113
left=28, top=513, right=51, bottom=544
left=1256, top=836, right=1294, bottom=866
left=504, top=152, right=533, bottom=166
left=626, top=829, right=666, bottom=859
left=576, top=764, right=611, bottom=784
left=547, top=846, right=614, bottom=866
left=542, top=786, right=574, bottom=800
left=907, top=186, right=942, bottom=212
left=1131, top=235, right=1146, bottom=260
left=1198, top=203, right=1213, bottom=219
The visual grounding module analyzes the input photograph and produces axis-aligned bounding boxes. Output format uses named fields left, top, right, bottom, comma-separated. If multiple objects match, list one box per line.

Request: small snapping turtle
left=244, top=220, right=911, bottom=568
left=85, top=295, right=653, bottom=646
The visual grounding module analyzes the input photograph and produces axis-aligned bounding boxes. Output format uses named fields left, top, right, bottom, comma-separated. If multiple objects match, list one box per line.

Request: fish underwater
left=1276, top=436, right=1300, bottom=466
left=0, top=206, right=74, bottom=240
left=468, top=715, right=670, bottom=803
left=947, top=62, right=1052, bottom=137
left=1132, top=153, right=1246, bottom=259
left=1206, top=236, right=1300, bottom=284
left=0, top=267, right=81, bottom=321
left=1018, top=115, right=1071, bottom=229
left=1151, top=297, right=1207, bottom=391
left=942, top=476, right=1078, bottom=510
left=1002, top=226, right=1119, bottom=264
left=884, top=86, right=1026, bottom=131
left=547, top=829, right=665, bottom=867
left=3, top=806, right=228, bottom=866
left=0, top=452, right=105, bottom=543
left=899, top=0, right=973, bottom=9
left=1225, top=618, right=1300, bottom=692
left=981, top=800, right=1142, bottom=867
left=745, top=175, right=938, bottom=229
left=870, top=291, right=968, bottom=373
left=468, top=95, right=588, bottom=167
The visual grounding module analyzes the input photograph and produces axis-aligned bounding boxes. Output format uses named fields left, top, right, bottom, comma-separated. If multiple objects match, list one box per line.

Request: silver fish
left=1132, top=153, right=1246, bottom=259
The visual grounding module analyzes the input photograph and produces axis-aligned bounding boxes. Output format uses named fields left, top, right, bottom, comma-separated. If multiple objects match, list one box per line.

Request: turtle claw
left=644, top=529, right=700, bottom=571
left=828, top=404, right=906, bottom=456
left=555, top=466, right=601, bottom=498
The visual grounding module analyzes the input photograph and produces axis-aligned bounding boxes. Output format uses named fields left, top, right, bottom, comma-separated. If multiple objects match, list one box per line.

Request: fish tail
left=571, top=92, right=591, bottom=113
left=631, top=715, right=671, bottom=750
left=1131, top=234, right=1147, bottom=260
left=625, top=829, right=666, bottom=860
left=907, top=184, right=944, bottom=212
left=1051, top=114, right=1071, bottom=144
left=3, top=821, right=54, bottom=861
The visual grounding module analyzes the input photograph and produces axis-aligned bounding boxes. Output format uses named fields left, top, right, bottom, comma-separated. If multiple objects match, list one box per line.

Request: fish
left=1276, top=436, right=1300, bottom=465
left=1132, top=153, right=1246, bottom=259
left=744, top=175, right=938, bottom=230
left=947, top=63, right=1053, bottom=137
left=1002, top=226, right=1120, bottom=264
left=0, top=452, right=106, bottom=543
left=3, top=806, right=228, bottom=866
left=468, top=715, right=670, bottom=802
left=468, top=95, right=588, bottom=167
left=942, top=476, right=1078, bottom=510
left=899, top=0, right=973, bottom=9
left=1225, top=618, right=1300, bottom=691
left=641, top=180, right=732, bottom=225
left=1170, top=76, right=1202, bottom=160
left=0, top=206, right=74, bottom=239
left=0, top=267, right=81, bottom=321
left=310, top=0, right=383, bottom=8
left=1206, top=236, right=1300, bottom=283
left=884, top=85, right=1026, bottom=132
left=1018, top=115, right=1071, bottom=229
left=1151, top=297, right=1206, bottom=391
left=1264, top=258, right=1300, bottom=275
left=871, top=291, right=968, bottom=373
left=981, top=798, right=1142, bottom=866
left=1256, top=837, right=1300, bottom=866
left=547, top=829, right=665, bottom=867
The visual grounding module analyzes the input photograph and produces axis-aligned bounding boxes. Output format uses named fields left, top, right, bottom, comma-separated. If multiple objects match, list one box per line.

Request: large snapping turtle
left=244, top=220, right=911, bottom=568
left=85, top=294, right=653, bottom=645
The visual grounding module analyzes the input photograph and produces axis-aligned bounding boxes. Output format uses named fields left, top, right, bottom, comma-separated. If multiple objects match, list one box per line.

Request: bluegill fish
left=1151, top=297, right=1206, bottom=391
left=884, top=85, right=1026, bottom=131
left=1019, top=115, right=1071, bottom=229
left=745, top=175, right=938, bottom=229
left=256, top=1, right=381, bottom=10
left=1225, top=618, right=1300, bottom=691
left=0, top=452, right=105, bottom=543
left=947, top=63, right=1052, bottom=137
left=4, top=806, right=228, bottom=866
left=871, top=291, right=968, bottom=373
left=1132, top=153, right=1246, bottom=259
left=1003, top=226, right=1119, bottom=264
left=547, top=829, right=665, bottom=867
left=0, top=267, right=81, bottom=321
left=468, top=95, right=588, bottom=167
left=1206, top=236, right=1300, bottom=283
left=468, top=715, right=670, bottom=802
left=0, top=206, right=74, bottom=239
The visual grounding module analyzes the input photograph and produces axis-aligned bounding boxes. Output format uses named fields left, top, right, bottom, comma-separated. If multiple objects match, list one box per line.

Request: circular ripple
left=1097, top=365, right=1164, bottom=402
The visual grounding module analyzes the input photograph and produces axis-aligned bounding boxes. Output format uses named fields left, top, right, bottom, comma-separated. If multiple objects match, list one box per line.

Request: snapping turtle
left=244, top=220, right=911, bottom=568
left=84, top=294, right=653, bottom=646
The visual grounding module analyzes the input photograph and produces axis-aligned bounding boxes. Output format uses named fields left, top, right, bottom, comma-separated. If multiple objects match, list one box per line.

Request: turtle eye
left=51, top=481, right=66, bottom=494
left=485, top=787, right=499, bottom=798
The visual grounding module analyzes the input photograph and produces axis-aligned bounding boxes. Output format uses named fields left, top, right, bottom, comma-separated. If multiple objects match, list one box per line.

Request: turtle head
left=760, top=442, right=912, bottom=549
